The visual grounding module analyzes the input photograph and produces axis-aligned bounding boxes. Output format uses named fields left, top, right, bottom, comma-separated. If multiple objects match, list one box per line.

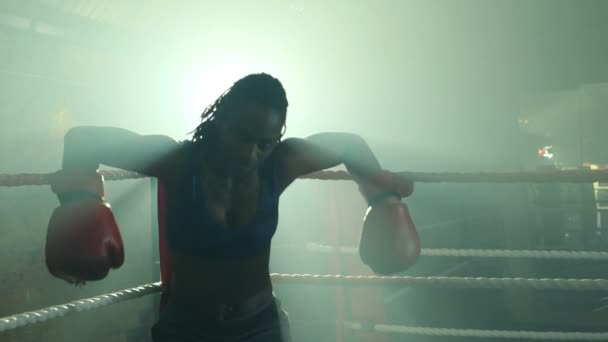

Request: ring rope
left=0, top=170, right=146, bottom=187
left=344, top=321, right=608, bottom=340
left=0, top=282, right=161, bottom=333
left=271, top=273, right=608, bottom=291
left=2, top=169, right=608, bottom=187
left=305, top=242, right=608, bottom=261
left=3, top=278, right=608, bottom=338
left=301, top=169, right=608, bottom=183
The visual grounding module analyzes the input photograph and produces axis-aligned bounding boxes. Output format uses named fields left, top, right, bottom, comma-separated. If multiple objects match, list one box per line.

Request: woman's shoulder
left=158, top=140, right=197, bottom=182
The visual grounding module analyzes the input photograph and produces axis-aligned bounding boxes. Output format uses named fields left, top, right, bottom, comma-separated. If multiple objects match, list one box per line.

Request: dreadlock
left=191, top=73, right=288, bottom=143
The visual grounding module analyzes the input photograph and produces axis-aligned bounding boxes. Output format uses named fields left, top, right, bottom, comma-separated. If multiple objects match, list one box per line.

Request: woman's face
left=216, top=102, right=284, bottom=175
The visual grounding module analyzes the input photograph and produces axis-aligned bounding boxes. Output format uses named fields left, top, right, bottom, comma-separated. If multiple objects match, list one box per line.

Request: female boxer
left=46, top=73, right=419, bottom=341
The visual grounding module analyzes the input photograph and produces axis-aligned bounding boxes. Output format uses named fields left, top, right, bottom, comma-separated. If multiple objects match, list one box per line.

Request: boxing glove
left=45, top=169, right=124, bottom=284
left=357, top=170, right=419, bottom=275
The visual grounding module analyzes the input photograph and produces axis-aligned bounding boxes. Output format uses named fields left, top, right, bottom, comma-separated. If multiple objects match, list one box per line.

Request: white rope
left=305, top=242, right=608, bottom=261
left=424, top=248, right=608, bottom=260
left=3, top=273, right=608, bottom=333
left=270, top=273, right=608, bottom=291
left=344, top=322, right=608, bottom=340
left=0, top=282, right=161, bottom=333
left=3, top=278, right=606, bottom=339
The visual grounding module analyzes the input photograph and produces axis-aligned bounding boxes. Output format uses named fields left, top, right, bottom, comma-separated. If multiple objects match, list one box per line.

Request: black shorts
left=151, top=296, right=292, bottom=342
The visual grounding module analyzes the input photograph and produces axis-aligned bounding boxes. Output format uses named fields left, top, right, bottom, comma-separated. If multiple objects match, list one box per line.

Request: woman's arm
left=276, top=132, right=419, bottom=274
left=62, top=126, right=180, bottom=178
left=275, top=132, right=384, bottom=195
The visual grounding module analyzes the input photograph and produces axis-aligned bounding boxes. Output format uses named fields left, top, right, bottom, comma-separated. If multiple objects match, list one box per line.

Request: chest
left=201, top=176, right=261, bottom=228
left=166, top=173, right=269, bottom=229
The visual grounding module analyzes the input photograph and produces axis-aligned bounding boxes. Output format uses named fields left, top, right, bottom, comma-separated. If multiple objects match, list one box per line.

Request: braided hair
left=191, top=73, right=288, bottom=143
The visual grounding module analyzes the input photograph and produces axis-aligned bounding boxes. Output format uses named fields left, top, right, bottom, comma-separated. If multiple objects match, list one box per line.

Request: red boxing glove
left=45, top=170, right=124, bottom=284
left=359, top=196, right=420, bottom=275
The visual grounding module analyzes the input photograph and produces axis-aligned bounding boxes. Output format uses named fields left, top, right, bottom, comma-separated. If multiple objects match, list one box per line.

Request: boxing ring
left=2, top=169, right=608, bottom=340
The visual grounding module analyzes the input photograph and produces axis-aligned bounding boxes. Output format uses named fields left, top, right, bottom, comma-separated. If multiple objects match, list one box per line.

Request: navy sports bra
left=165, top=143, right=281, bottom=259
